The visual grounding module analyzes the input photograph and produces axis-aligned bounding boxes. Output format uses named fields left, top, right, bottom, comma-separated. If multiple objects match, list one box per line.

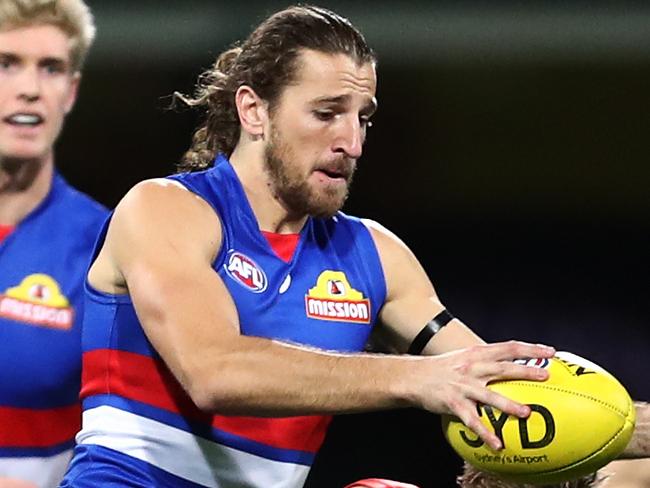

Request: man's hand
left=415, top=341, right=555, bottom=450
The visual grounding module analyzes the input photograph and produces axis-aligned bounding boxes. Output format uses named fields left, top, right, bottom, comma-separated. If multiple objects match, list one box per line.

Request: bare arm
left=365, top=219, right=487, bottom=355
left=90, top=181, right=554, bottom=450
left=96, top=181, right=416, bottom=415
left=365, top=219, right=561, bottom=443
left=619, top=402, right=650, bottom=458
left=604, top=459, right=650, bottom=487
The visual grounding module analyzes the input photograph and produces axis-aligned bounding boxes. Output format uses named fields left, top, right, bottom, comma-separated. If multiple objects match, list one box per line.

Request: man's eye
left=43, top=64, right=64, bottom=74
left=314, top=110, right=335, bottom=121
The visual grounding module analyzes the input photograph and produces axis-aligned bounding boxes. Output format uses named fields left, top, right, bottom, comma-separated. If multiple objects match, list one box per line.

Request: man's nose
left=333, top=116, right=363, bottom=159
left=17, top=67, right=41, bottom=102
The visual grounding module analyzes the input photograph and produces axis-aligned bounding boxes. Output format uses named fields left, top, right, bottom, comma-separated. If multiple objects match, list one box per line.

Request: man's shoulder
left=312, top=212, right=383, bottom=247
left=337, top=214, right=407, bottom=256
left=327, top=211, right=380, bottom=232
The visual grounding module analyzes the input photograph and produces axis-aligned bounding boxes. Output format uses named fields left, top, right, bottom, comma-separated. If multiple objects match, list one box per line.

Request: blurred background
left=61, top=1, right=649, bottom=486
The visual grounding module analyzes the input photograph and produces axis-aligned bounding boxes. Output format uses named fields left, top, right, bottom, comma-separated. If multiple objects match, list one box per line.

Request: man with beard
left=0, top=1, right=107, bottom=487
left=60, top=5, right=646, bottom=487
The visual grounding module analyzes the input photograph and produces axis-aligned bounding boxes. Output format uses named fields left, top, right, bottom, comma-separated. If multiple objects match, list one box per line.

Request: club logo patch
left=0, top=274, right=74, bottom=329
left=224, top=251, right=268, bottom=293
left=305, top=270, right=371, bottom=323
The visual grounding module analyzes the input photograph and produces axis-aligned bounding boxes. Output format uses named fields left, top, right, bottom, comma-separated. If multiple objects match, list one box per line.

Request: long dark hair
left=175, top=5, right=376, bottom=172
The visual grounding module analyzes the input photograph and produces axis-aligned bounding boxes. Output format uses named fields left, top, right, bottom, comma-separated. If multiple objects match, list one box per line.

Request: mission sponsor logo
left=0, top=274, right=74, bottom=330
left=305, top=270, right=371, bottom=323
left=224, top=251, right=268, bottom=293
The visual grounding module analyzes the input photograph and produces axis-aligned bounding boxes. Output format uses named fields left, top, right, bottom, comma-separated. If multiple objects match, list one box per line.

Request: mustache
left=314, top=157, right=356, bottom=179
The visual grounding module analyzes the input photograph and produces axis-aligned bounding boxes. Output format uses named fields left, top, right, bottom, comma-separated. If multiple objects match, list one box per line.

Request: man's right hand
left=413, top=340, right=555, bottom=450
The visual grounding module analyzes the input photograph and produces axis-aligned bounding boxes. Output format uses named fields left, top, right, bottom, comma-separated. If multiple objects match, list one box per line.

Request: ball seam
left=497, top=382, right=629, bottom=417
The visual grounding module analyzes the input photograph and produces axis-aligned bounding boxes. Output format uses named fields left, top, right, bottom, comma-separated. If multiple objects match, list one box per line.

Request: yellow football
left=442, top=351, right=635, bottom=485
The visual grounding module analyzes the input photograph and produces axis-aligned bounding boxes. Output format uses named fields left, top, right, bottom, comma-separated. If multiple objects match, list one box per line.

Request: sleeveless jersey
left=64, top=155, right=387, bottom=487
left=0, top=172, right=107, bottom=487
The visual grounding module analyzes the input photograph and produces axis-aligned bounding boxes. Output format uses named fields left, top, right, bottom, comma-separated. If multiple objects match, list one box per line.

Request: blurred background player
left=456, top=463, right=607, bottom=488
left=0, top=1, right=107, bottom=487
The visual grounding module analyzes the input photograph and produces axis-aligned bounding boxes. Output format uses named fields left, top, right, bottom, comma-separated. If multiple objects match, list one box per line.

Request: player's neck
left=230, top=145, right=308, bottom=234
left=0, top=154, right=54, bottom=226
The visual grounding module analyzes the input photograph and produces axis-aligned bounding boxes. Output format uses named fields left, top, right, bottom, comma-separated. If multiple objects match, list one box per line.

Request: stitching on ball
left=498, top=382, right=629, bottom=417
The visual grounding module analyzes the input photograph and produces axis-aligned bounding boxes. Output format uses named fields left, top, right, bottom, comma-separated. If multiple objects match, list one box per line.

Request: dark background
left=58, top=1, right=649, bottom=486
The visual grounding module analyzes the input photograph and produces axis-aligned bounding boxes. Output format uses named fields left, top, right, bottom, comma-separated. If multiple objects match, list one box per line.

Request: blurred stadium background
left=60, top=1, right=650, bottom=486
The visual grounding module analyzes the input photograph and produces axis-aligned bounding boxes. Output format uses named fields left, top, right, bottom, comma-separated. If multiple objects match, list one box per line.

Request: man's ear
left=64, top=72, right=81, bottom=114
left=235, top=85, right=268, bottom=139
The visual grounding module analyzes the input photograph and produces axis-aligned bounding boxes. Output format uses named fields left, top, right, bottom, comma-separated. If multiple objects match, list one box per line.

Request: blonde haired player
left=0, top=1, right=107, bottom=487
left=456, top=463, right=606, bottom=488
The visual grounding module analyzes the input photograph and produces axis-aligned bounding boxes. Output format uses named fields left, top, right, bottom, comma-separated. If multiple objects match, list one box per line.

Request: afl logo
left=514, top=358, right=550, bottom=369
left=224, top=251, right=268, bottom=293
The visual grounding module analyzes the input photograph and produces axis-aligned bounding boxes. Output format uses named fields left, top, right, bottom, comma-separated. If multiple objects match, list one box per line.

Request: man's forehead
left=0, top=24, right=72, bottom=62
left=292, top=49, right=377, bottom=98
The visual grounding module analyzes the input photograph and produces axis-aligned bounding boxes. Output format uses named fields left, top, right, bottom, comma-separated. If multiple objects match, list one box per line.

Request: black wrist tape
left=407, top=309, right=454, bottom=355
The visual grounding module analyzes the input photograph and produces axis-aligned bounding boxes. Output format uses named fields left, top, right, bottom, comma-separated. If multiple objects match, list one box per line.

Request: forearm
left=187, top=335, right=418, bottom=415
left=134, top=272, right=420, bottom=416
left=620, top=402, right=650, bottom=458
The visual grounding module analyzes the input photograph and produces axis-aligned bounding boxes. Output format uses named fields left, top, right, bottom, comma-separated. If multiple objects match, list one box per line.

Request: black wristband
left=407, top=309, right=454, bottom=355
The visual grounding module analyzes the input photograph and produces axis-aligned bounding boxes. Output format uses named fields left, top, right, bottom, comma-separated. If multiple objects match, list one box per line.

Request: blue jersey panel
left=170, top=155, right=387, bottom=352
left=0, top=171, right=107, bottom=475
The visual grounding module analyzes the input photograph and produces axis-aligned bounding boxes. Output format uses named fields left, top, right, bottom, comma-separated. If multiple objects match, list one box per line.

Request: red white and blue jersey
left=63, top=155, right=387, bottom=487
left=0, top=173, right=107, bottom=487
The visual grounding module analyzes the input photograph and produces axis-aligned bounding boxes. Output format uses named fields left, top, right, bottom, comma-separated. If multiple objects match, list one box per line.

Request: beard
left=263, top=127, right=355, bottom=219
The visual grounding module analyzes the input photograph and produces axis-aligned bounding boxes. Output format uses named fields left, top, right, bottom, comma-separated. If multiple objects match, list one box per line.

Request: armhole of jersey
left=358, top=217, right=388, bottom=311
left=84, top=213, right=132, bottom=305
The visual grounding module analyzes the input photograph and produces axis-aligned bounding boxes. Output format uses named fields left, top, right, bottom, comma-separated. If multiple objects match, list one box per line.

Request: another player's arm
left=619, top=401, right=650, bottom=458
left=605, top=458, right=650, bottom=487
left=90, top=182, right=552, bottom=449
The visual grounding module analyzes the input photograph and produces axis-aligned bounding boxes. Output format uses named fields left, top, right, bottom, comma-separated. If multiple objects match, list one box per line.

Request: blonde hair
left=457, top=463, right=608, bottom=488
left=0, top=0, right=96, bottom=71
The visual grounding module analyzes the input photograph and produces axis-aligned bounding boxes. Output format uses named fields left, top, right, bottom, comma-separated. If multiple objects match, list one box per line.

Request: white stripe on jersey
left=78, top=406, right=310, bottom=488
left=0, top=449, right=72, bottom=488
